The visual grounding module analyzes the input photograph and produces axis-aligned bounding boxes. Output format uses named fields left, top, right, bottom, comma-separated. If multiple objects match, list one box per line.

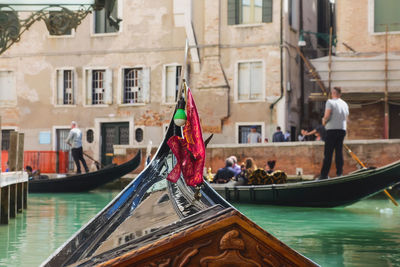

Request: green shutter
left=374, top=0, right=400, bottom=32
left=228, top=0, right=238, bottom=25
left=262, top=0, right=273, bottom=23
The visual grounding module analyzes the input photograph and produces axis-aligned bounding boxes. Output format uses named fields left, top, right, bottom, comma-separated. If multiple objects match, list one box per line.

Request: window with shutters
left=123, top=68, right=143, bottom=104
left=164, top=65, right=182, bottom=104
left=94, top=0, right=120, bottom=34
left=120, top=67, right=150, bottom=105
left=0, top=70, right=16, bottom=107
left=85, top=68, right=113, bottom=106
left=372, top=0, right=400, bottom=33
left=227, top=0, right=272, bottom=25
left=56, top=69, right=75, bottom=105
left=237, top=61, right=264, bottom=101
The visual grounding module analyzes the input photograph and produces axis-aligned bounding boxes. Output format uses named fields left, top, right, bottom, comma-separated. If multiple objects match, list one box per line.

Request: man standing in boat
left=319, top=87, right=349, bottom=179
left=66, top=121, right=89, bottom=174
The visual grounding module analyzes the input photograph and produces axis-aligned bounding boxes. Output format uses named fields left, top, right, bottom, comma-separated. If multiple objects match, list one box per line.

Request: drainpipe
left=220, top=0, right=231, bottom=123
left=269, top=0, right=284, bottom=112
left=299, top=0, right=304, bottom=128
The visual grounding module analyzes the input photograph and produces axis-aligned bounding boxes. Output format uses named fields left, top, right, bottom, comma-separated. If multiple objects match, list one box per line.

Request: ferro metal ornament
left=0, top=9, right=20, bottom=54
left=0, top=5, right=92, bottom=55
left=43, top=7, right=90, bottom=36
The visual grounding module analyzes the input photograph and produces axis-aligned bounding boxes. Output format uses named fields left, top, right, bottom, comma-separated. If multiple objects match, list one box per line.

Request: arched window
left=135, top=128, right=143, bottom=143
left=86, top=129, right=94, bottom=143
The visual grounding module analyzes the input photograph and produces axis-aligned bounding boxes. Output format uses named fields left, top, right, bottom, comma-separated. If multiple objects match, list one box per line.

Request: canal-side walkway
left=0, top=172, right=28, bottom=224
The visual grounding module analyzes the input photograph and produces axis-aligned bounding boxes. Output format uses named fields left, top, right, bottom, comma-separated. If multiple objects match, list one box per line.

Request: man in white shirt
left=319, top=87, right=349, bottom=179
left=66, top=121, right=89, bottom=174
left=247, top=126, right=262, bottom=144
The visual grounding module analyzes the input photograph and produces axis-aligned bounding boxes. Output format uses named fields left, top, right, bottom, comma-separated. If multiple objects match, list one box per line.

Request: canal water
left=0, top=191, right=399, bottom=267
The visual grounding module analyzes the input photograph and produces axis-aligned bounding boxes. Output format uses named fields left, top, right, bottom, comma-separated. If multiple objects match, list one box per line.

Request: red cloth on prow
left=167, top=88, right=205, bottom=187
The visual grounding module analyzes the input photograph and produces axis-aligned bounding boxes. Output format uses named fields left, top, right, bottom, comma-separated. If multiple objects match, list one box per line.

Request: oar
left=343, top=144, right=398, bottom=206
left=82, top=151, right=104, bottom=170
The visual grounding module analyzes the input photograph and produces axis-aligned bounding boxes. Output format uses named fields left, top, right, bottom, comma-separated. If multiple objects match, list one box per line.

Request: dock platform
left=0, top=172, right=28, bottom=224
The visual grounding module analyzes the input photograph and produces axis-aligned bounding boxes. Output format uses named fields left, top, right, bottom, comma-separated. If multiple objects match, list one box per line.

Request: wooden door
left=101, top=122, right=129, bottom=166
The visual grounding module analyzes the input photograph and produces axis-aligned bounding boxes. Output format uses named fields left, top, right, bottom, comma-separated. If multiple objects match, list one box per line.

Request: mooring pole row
left=0, top=125, right=28, bottom=224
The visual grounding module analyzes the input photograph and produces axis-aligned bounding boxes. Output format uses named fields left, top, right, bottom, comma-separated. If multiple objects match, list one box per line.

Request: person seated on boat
left=213, top=158, right=236, bottom=184
left=26, top=165, right=35, bottom=180
left=265, top=160, right=276, bottom=174
left=229, top=155, right=241, bottom=176
left=25, top=165, right=48, bottom=180
left=236, top=157, right=257, bottom=185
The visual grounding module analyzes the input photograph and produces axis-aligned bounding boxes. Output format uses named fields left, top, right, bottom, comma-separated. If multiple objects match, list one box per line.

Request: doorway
left=101, top=122, right=129, bottom=166
left=389, top=104, right=400, bottom=138
left=56, top=129, right=74, bottom=172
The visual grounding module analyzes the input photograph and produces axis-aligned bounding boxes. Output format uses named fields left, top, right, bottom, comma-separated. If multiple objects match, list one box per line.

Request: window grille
left=1, top=130, right=14, bottom=150
left=63, top=70, right=74, bottom=104
left=124, top=68, right=143, bottom=103
left=92, top=70, right=105, bottom=105
left=238, top=125, right=261, bottom=144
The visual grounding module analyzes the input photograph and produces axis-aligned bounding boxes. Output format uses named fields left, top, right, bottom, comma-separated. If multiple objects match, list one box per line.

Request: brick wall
left=348, top=103, right=384, bottom=140
left=114, top=140, right=400, bottom=178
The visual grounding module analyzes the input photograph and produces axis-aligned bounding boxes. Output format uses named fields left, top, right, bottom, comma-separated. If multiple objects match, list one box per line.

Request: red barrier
left=1, top=150, right=69, bottom=173
left=1, top=151, right=8, bottom=171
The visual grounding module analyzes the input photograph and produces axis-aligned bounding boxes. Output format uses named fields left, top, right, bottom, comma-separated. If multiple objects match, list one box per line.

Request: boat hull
left=28, top=151, right=141, bottom=193
left=212, top=162, right=400, bottom=207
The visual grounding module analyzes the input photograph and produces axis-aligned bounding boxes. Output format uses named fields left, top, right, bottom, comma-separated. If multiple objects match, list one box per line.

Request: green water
left=0, top=192, right=399, bottom=267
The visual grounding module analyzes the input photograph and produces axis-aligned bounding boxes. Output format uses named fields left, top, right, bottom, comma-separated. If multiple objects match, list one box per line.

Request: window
left=228, top=0, right=272, bottom=25
left=86, top=129, right=94, bottom=143
left=0, top=71, right=16, bottom=106
left=374, top=0, right=400, bottom=32
left=85, top=68, right=113, bottom=105
left=238, top=125, right=262, bottom=144
left=165, top=65, right=181, bottom=103
left=56, top=69, right=75, bottom=105
left=122, top=67, right=150, bottom=104
left=238, top=61, right=263, bottom=101
left=289, top=0, right=299, bottom=31
left=94, top=0, right=120, bottom=34
left=135, top=128, right=143, bottom=143
left=1, top=130, right=15, bottom=150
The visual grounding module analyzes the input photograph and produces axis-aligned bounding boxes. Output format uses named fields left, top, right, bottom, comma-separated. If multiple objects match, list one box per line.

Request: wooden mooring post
left=0, top=121, right=28, bottom=224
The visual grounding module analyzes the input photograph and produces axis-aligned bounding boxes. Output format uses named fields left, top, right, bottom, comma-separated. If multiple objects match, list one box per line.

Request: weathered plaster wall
left=0, top=0, right=287, bottom=164
left=336, top=0, right=400, bottom=54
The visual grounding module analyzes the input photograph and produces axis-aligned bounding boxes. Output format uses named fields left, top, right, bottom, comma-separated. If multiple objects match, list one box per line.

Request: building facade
left=0, top=0, right=329, bottom=169
left=311, top=0, right=400, bottom=139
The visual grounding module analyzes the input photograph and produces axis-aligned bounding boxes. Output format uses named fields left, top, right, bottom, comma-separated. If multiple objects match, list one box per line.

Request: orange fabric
left=1, top=150, right=69, bottom=173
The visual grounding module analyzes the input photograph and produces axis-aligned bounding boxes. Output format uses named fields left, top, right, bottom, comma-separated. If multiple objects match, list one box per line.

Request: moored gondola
left=41, top=83, right=318, bottom=267
left=212, top=164, right=400, bottom=207
left=28, top=151, right=141, bottom=193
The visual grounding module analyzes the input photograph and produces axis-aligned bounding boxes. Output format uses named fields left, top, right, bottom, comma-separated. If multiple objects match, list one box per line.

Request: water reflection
left=235, top=200, right=400, bottom=267
left=1, top=193, right=399, bottom=267
left=94, top=180, right=180, bottom=255
left=0, top=192, right=117, bottom=267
